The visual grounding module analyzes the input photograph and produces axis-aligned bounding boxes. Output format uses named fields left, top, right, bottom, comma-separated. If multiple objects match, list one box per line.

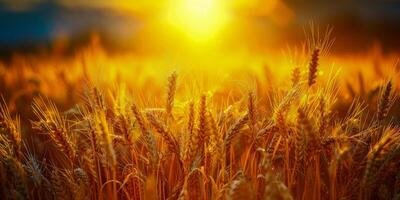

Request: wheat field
left=1, top=31, right=400, bottom=200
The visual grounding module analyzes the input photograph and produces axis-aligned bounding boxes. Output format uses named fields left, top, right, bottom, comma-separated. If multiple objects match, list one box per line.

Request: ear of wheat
left=248, top=91, right=257, bottom=136
left=308, top=48, right=320, bottom=87
left=183, top=101, right=198, bottom=169
left=166, top=71, right=177, bottom=119
left=32, top=97, right=76, bottom=163
left=182, top=168, right=205, bottom=200
left=0, top=99, right=21, bottom=158
left=377, top=80, right=393, bottom=123
left=291, top=67, right=301, bottom=86
left=224, top=114, right=249, bottom=151
left=146, top=112, right=180, bottom=156
left=361, top=128, right=400, bottom=198
left=227, top=171, right=255, bottom=200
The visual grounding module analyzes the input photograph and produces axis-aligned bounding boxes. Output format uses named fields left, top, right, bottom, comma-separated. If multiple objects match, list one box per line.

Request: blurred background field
left=1, top=0, right=400, bottom=109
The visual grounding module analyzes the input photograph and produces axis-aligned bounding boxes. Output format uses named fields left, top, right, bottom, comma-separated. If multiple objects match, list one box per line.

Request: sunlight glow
left=166, top=0, right=228, bottom=40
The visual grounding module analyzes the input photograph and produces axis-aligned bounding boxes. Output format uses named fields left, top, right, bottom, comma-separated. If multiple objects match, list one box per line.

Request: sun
left=165, top=0, right=228, bottom=41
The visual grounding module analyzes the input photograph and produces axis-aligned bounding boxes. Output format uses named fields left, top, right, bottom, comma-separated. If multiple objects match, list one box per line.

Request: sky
left=0, top=0, right=400, bottom=54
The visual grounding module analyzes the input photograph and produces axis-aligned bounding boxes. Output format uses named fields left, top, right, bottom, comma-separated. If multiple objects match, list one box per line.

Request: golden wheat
left=1, top=34, right=400, bottom=200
